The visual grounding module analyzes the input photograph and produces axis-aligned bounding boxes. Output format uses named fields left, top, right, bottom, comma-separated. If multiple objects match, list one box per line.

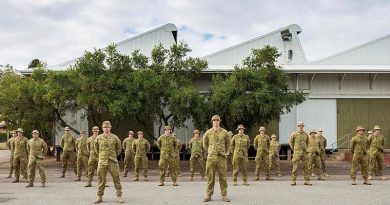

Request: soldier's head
left=11, top=130, right=17, bottom=137
left=373, top=125, right=381, bottom=135
left=31, top=130, right=39, bottom=138
left=102, top=121, right=112, bottom=134
left=164, top=126, right=172, bottom=136
left=309, top=129, right=316, bottom=137
left=368, top=130, right=373, bottom=137
left=317, top=128, right=323, bottom=136
left=137, top=131, right=143, bottom=139
left=258, top=127, right=266, bottom=135
left=64, top=127, right=71, bottom=134
left=297, top=122, right=305, bottom=132
left=355, top=126, right=365, bottom=135
left=92, top=126, right=99, bottom=136
left=271, top=134, right=277, bottom=141
left=128, top=131, right=134, bottom=138
left=80, top=130, right=86, bottom=137
left=193, top=129, right=200, bottom=138
left=236, top=124, right=245, bottom=134
left=210, top=115, right=221, bottom=128
left=16, top=128, right=24, bottom=137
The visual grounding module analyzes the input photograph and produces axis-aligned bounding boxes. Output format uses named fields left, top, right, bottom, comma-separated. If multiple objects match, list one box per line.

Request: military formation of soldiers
left=4, top=115, right=388, bottom=203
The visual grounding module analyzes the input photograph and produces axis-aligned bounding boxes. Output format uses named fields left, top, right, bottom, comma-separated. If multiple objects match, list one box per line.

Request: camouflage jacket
left=132, top=138, right=151, bottom=157
left=76, top=137, right=89, bottom=157
left=13, top=136, right=28, bottom=158
left=203, top=128, right=231, bottom=158
left=289, top=131, right=309, bottom=155
left=269, top=141, right=281, bottom=157
left=254, top=134, right=270, bottom=155
left=7, top=137, right=15, bottom=153
left=94, top=133, right=122, bottom=165
left=61, top=134, right=76, bottom=151
left=87, top=136, right=98, bottom=160
left=231, top=134, right=250, bottom=157
left=188, top=137, right=203, bottom=157
left=308, top=136, right=320, bottom=155
left=122, top=137, right=135, bottom=154
left=350, top=134, right=368, bottom=155
left=368, top=134, right=385, bottom=154
left=27, top=138, right=48, bottom=159
left=157, top=134, right=177, bottom=158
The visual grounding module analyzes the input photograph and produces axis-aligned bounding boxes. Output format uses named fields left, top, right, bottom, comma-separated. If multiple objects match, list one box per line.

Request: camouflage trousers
left=123, top=152, right=135, bottom=175
left=97, top=160, right=122, bottom=197
left=13, top=155, right=28, bottom=180
left=61, top=150, right=76, bottom=176
left=308, top=153, right=322, bottom=176
left=369, top=152, right=383, bottom=176
left=269, top=154, right=281, bottom=175
left=190, top=154, right=205, bottom=177
left=255, top=153, right=270, bottom=177
left=76, top=154, right=89, bottom=178
left=291, top=153, right=310, bottom=181
left=87, top=157, right=98, bottom=184
left=134, top=156, right=148, bottom=178
left=159, top=154, right=177, bottom=183
left=232, top=155, right=248, bottom=182
left=9, top=153, right=14, bottom=176
left=350, top=153, right=368, bottom=180
left=206, top=155, right=228, bottom=197
left=319, top=151, right=327, bottom=173
left=28, top=157, right=46, bottom=184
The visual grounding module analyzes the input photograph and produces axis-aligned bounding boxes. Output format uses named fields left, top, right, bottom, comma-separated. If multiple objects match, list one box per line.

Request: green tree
left=207, top=45, right=306, bottom=131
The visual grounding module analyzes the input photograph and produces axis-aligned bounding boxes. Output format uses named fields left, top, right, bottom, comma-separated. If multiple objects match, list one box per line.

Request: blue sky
left=1, top=0, right=390, bottom=68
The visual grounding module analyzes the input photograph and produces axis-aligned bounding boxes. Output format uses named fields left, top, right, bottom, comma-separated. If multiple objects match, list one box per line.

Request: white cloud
left=1, top=0, right=390, bottom=68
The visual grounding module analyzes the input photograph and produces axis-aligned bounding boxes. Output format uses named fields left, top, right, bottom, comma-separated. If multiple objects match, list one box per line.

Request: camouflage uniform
left=367, top=131, right=378, bottom=177
left=188, top=133, right=205, bottom=179
left=350, top=126, right=370, bottom=185
left=289, top=123, right=310, bottom=185
left=254, top=131, right=271, bottom=180
left=368, top=127, right=385, bottom=178
left=86, top=133, right=98, bottom=186
left=60, top=131, right=77, bottom=177
left=75, top=133, right=89, bottom=180
left=132, top=137, right=150, bottom=180
left=94, top=124, right=123, bottom=199
left=231, top=125, right=250, bottom=185
left=157, top=128, right=178, bottom=185
left=12, top=130, right=28, bottom=182
left=308, top=130, right=324, bottom=180
left=6, top=131, right=16, bottom=178
left=122, top=136, right=135, bottom=177
left=269, top=136, right=282, bottom=176
left=316, top=131, right=328, bottom=175
left=26, top=131, right=48, bottom=187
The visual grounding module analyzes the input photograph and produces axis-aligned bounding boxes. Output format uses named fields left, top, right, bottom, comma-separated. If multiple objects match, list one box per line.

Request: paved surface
left=1, top=150, right=390, bottom=205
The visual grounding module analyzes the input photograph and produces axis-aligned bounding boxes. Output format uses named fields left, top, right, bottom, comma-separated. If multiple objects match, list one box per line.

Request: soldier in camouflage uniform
left=308, top=129, right=325, bottom=180
left=75, top=130, right=89, bottom=181
left=231, top=124, right=250, bottom=186
left=132, top=131, right=151, bottom=181
left=157, top=126, right=178, bottom=186
left=368, top=125, right=387, bottom=180
left=350, top=125, right=371, bottom=185
left=188, top=129, right=205, bottom=180
left=254, top=127, right=272, bottom=181
left=316, top=128, right=329, bottom=177
left=203, top=115, right=231, bottom=202
left=269, top=134, right=282, bottom=177
left=6, top=130, right=17, bottom=178
left=367, top=130, right=378, bottom=178
left=85, top=126, right=100, bottom=187
left=12, top=128, right=28, bottom=183
left=59, top=127, right=77, bottom=178
left=289, top=122, right=311, bottom=186
left=122, top=131, right=135, bottom=177
left=94, top=121, right=123, bottom=204
left=26, top=130, right=48, bottom=188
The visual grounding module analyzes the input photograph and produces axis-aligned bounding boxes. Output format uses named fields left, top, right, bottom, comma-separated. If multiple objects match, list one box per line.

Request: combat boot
left=74, top=177, right=81, bottom=181
left=12, top=177, right=19, bottom=183
left=42, top=182, right=45, bottom=187
left=132, top=178, right=139, bottom=181
left=144, top=176, right=148, bottom=181
left=291, top=180, right=296, bottom=186
left=324, top=172, right=329, bottom=177
left=278, top=174, right=282, bottom=177
left=243, top=181, right=249, bottom=186
left=311, top=173, right=316, bottom=177
left=190, top=176, right=193, bottom=181
left=203, top=195, right=211, bottom=202
left=158, top=182, right=164, bottom=186
left=304, top=181, right=312, bottom=186
left=318, top=175, right=325, bottom=180
left=59, top=174, right=65, bottom=178
left=265, top=176, right=273, bottom=181
left=363, top=179, right=372, bottom=185
left=351, top=178, right=356, bottom=185
left=255, top=176, right=259, bottom=181
left=94, top=196, right=103, bottom=204
left=173, top=181, right=178, bottom=186
left=123, top=173, right=127, bottom=177
left=25, top=183, right=34, bottom=188
left=221, top=196, right=230, bottom=202
left=379, top=176, right=387, bottom=180
left=84, top=183, right=92, bottom=187
left=233, top=180, right=237, bottom=186
left=117, top=195, right=124, bottom=203
left=6, top=174, right=12, bottom=178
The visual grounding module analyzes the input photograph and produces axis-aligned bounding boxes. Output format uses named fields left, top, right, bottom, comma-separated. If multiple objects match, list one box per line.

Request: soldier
left=26, top=130, right=48, bottom=188
left=231, top=124, right=250, bottom=186
left=85, top=126, right=100, bottom=187
left=203, top=115, right=231, bottom=202
left=157, top=126, right=178, bottom=186
left=12, top=128, right=28, bottom=183
left=132, top=131, right=151, bottom=181
left=59, top=127, right=77, bottom=178
left=75, top=130, right=89, bottom=181
left=289, top=122, right=311, bottom=186
left=122, top=131, right=135, bottom=177
left=308, top=129, right=325, bottom=180
left=368, top=125, right=386, bottom=180
left=254, top=127, right=272, bottom=181
left=94, top=121, right=123, bottom=204
left=367, top=130, right=378, bottom=178
left=6, top=130, right=17, bottom=178
left=350, top=125, right=371, bottom=185
left=188, top=129, right=205, bottom=180
left=316, top=128, right=329, bottom=177
left=269, top=134, right=282, bottom=177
